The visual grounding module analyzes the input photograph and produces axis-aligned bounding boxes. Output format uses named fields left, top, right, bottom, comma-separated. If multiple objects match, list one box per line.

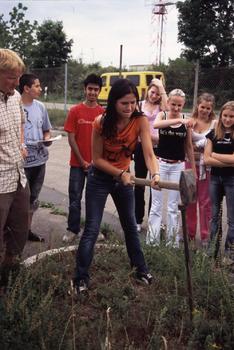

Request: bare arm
left=153, top=78, right=168, bottom=111
left=43, top=130, right=52, bottom=147
left=43, top=130, right=51, bottom=140
left=140, top=118, right=160, bottom=188
left=154, top=112, right=193, bottom=129
left=151, top=134, right=159, bottom=146
left=160, top=93, right=168, bottom=111
left=204, top=139, right=232, bottom=167
left=20, top=123, right=27, bottom=158
left=20, top=124, right=25, bottom=145
left=211, top=152, right=234, bottom=164
left=68, top=132, right=90, bottom=170
left=185, top=127, right=196, bottom=176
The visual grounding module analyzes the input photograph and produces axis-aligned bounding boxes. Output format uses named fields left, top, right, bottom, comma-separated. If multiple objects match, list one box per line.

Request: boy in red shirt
left=63, top=74, right=104, bottom=242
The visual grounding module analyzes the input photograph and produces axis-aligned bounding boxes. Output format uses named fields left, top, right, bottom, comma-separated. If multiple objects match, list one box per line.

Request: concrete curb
left=22, top=243, right=121, bottom=267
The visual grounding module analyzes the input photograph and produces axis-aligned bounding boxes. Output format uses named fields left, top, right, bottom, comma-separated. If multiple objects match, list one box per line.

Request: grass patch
left=40, top=201, right=67, bottom=217
left=1, top=243, right=234, bottom=349
left=47, top=109, right=67, bottom=128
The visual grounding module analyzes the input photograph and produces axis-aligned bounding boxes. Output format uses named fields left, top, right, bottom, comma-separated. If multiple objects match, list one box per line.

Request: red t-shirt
left=64, top=103, right=104, bottom=167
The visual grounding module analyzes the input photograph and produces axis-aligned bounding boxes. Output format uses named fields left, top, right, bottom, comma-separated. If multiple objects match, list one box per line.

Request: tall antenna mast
left=152, top=1, right=175, bottom=65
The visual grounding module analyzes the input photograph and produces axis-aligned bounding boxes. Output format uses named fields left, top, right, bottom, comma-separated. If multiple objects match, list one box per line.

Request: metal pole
left=193, top=59, right=199, bottom=109
left=64, top=62, right=68, bottom=113
left=119, top=44, right=123, bottom=77
left=159, top=14, right=164, bottom=65
left=179, top=204, right=194, bottom=321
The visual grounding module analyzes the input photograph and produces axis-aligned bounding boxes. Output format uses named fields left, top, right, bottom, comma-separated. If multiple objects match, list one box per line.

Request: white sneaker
left=136, top=224, right=142, bottom=233
left=62, top=230, right=77, bottom=243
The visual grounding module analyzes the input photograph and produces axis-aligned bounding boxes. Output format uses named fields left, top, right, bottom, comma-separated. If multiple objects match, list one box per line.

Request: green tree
left=32, top=20, right=73, bottom=68
left=164, top=58, right=195, bottom=105
left=177, top=0, right=234, bottom=67
left=8, top=2, right=38, bottom=65
left=0, top=14, right=10, bottom=48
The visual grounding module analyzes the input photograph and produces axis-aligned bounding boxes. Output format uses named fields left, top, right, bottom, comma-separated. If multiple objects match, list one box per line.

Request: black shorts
left=24, top=164, right=46, bottom=209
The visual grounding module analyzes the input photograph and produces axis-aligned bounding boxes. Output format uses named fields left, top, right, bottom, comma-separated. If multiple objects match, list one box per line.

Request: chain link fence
left=30, top=64, right=234, bottom=111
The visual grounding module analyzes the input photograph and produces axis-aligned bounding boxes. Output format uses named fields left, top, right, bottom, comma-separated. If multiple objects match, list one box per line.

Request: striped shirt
left=0, top=90, right=27, bottom=193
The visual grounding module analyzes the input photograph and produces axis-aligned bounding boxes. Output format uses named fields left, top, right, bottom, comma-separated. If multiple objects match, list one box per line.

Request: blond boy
left=0, top=49, right=30, bottom=292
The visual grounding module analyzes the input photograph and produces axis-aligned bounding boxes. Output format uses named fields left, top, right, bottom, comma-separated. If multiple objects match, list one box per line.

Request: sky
left=1, top=0, right=184, bottom=67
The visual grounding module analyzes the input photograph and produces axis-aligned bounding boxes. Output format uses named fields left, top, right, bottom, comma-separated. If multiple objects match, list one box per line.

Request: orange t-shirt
left=64, top=103, right=104, bottom=167
left=93, top=115, right=145, bottom=170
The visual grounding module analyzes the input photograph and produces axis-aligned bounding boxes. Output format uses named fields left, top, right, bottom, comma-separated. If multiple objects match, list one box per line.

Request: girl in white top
left=134, top=78, right=167, bottom=232
left=186, top=93, right=216, bottom=244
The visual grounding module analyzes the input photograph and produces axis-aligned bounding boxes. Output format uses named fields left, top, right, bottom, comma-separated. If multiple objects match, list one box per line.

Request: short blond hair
left=0, top=49, right=25, bottom=73
left=169, top=89, right=185, bottom=98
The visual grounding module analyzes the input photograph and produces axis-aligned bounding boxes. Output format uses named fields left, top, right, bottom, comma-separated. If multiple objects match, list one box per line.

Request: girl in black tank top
left=154, top=89, right=196, bottom=169
left=156, top=111, right=187, bottom=161
left=147, top=89, right=196, bottom=246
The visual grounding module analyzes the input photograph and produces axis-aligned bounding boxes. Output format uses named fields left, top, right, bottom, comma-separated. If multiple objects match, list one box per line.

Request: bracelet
left=118, top=169, right=126, bottom=179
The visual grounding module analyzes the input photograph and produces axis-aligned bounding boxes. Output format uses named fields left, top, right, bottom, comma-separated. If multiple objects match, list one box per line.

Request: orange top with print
left=93, top=115, right=145, bottom=170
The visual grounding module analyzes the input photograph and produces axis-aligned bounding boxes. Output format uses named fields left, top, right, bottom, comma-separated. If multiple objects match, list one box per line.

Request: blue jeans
left=210, top=175, right=234, bottom=249
left=75, top=166, right=149, bottom=283
left=67, top=167, right=87, bottom=234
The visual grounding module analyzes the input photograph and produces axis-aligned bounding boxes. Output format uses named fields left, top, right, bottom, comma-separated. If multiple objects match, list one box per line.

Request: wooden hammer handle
left=133, top=177, right=180, bottom=191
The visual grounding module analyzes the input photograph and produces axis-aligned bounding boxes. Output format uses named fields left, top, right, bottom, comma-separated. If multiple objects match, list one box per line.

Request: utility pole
left=64, top=62, right=68, bottom=113
left=119, top=44, right=123, bottom=77
left=152, top=1, right=175, bottom=65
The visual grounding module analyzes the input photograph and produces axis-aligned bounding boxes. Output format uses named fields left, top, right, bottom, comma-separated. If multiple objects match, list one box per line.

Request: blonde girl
left=148, top=89, right=196, bottom=246
left=204, top=101, right=234, bottom=258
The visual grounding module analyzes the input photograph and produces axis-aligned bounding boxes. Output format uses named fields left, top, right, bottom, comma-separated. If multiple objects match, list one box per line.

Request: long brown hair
left=215, top=101, right=234, bottom=140
left=101, top=78, right=141, bottom=139
left=192, top=93, right=216, bottom=121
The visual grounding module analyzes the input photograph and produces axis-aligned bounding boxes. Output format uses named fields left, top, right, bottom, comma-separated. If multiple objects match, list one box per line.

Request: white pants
left=147, top=160, right=185, bottom=244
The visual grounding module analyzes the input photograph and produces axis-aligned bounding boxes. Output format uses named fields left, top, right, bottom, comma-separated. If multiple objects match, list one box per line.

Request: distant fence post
left=119, top=44, right=123, bottom=77
left=64, top=62, right=68, bottom=113
left=193, top=59, right=199, bottom=109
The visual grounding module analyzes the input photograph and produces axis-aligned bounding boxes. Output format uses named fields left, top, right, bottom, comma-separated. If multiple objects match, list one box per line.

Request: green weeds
left=40, top=201, right=67, bottom=217
left=0, top=244, right=233, bottom=349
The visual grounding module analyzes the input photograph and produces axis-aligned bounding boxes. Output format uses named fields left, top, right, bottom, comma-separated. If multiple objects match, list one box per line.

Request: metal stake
left=179, top=204, right=194, bottom=321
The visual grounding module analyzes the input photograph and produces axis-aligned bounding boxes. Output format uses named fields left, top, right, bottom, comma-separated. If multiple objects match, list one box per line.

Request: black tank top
left=156, top=113, right=187, bottom=161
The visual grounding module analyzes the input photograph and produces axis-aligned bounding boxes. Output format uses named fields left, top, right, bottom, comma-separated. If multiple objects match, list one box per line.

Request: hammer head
left=179, top=169, right=196, bottom=206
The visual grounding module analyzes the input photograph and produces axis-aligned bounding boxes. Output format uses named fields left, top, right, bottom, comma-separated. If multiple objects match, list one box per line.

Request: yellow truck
left=99, top=71, right=165, bottom=103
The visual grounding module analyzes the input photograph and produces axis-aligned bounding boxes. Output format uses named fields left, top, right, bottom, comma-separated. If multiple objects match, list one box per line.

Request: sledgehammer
left=133, top=169, right=196, bottom=206
left=133, top=168, right=196, bottom=320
